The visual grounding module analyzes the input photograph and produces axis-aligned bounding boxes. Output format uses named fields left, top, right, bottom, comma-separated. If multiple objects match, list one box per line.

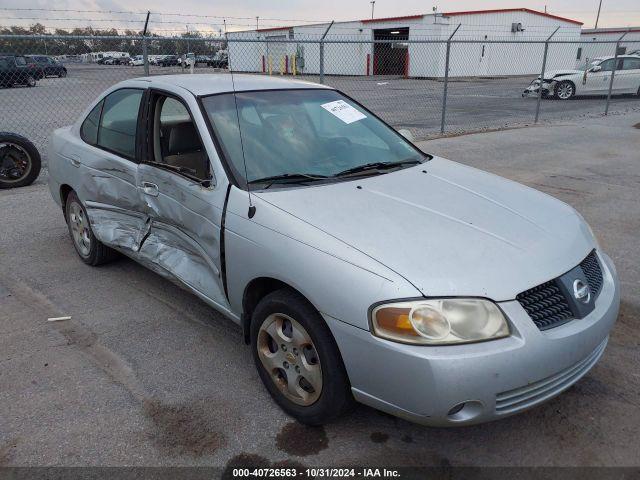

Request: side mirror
left=590, top=65, right=602, bottom=73
left=398, top=129, right=414, bottom=142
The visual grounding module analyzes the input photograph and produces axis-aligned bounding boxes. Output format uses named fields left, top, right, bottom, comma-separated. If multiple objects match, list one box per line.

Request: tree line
left=0, top=24, right=227, bottom=57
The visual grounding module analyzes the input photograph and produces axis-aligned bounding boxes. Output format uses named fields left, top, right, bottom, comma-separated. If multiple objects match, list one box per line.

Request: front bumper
left=523, top=80, right=554, bottom=98
left=325, top=252, right=619, bottom=426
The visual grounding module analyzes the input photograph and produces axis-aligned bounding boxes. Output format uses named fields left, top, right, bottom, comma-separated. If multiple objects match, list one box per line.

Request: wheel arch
left=60, top=184, right=74, bottom=214
left=242, top=276, right=316, bottom=345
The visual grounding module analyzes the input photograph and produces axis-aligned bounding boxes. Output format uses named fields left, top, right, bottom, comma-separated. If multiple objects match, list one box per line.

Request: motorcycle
left=0, top=132, right=42, bottom=188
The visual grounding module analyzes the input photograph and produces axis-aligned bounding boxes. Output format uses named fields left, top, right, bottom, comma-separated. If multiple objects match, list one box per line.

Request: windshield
left=202, top=89, right=426, bottom=188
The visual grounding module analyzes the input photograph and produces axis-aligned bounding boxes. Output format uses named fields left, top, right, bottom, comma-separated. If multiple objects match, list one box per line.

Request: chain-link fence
left=1, top=33, right=639, bottom=159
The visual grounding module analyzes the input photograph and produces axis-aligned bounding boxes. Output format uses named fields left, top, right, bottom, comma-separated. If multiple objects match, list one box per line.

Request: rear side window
left=622, top=58, right=640, bottom=70
left=97, top=89, right=143, bottom=159
left=15, top=56, right=26, bottom=66
left=80, top=101, right=103, bottom=145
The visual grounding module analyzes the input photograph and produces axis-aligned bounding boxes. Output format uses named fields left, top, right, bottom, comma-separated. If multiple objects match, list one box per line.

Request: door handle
left=141, top=182, right=159, bottom=197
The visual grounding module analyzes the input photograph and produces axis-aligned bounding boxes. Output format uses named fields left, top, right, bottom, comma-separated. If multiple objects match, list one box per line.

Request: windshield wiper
left=247, top=172, right=329, bottom=189
left=333, top=159, right=421, bottom=178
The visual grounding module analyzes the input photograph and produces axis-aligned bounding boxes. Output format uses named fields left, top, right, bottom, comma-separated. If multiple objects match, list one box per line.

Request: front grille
left=495, top=338, right=607, bottom=414
left=516, top=280, right=573, bottom=330
left=517, top=250, right=604, bottom=331
left=580, top=250, right=603, bottom=297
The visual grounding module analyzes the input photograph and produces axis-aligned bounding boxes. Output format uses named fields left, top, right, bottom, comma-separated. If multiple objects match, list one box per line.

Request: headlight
left=371, top=298, right=509, bottom=345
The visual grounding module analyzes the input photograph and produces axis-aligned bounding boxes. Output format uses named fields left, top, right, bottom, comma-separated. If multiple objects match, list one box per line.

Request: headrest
left=168, top=122, right=201, bottom=155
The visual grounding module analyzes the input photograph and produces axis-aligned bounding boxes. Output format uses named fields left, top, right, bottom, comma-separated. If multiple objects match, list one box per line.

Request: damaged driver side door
left=135, top=90, right=230, bottom=312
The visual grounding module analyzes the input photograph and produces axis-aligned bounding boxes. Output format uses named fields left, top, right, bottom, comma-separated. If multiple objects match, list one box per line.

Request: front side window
left=97, top=89, right=143, bottom=159
left=15, top=56, right=26, bottom=66
left=599, top=59, right=616, bottom=72
left=150, top=95, right=209, bottom=180
left=202, top=89, right=424, bottom=188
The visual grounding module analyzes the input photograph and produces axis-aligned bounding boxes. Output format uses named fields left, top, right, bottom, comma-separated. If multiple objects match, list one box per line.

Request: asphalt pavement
left=0, top=112, right=639, bottom=468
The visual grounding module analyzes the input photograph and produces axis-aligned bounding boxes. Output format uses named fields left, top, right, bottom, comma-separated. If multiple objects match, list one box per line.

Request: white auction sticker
left=320, top=100, right=366, bottom=124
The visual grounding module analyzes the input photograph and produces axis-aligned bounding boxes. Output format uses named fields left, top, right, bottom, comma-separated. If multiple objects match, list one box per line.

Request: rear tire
left=0, top=132, right=41, bottom=188
left=65, top=191, right=119, bottom=266
left=60, top=69, right=67, bottom=78
left=25, top=75, right=36, bottom=87
left=250, top=289, right=354, bottom=425
left=555, top=80, right=575, bottom=100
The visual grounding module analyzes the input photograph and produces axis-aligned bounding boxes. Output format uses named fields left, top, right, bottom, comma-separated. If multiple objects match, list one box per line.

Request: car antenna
left=225, top=22, right=256, bottom=219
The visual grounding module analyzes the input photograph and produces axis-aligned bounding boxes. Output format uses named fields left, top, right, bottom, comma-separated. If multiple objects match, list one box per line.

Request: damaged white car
left=48, top=74, right=619, bottom=426
left=523, top=54, right=640, bottom=99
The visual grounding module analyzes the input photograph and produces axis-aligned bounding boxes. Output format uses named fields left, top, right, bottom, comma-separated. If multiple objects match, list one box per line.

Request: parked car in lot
left=48, top=74, right=620, bottom=427
left=25, top=55, right=67, bottom=77
left=0, top=54, right=38, bottom=87
left=131, top=55, right=145, bottom=66
left=207, top=52, right=228, bottom=69
left=523, top=54, right=640, bottom=99
left=158, top=55, right=180, bottom=67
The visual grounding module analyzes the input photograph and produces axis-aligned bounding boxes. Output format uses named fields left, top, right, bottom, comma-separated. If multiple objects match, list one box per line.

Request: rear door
left=70, top=88, right=149, bottom=253
left=136, top=89, right=230, bottom=311
left=619, top=57, right=640, bottom=93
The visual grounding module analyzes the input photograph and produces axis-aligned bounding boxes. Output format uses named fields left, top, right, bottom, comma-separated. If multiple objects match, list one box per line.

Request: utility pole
left=594, top=0, right=603, bottom=29
left=370, top=1, right=375, bottom=19
left=142, top=10, right=150, bottom=75
left=256, top=16, right=259, bottom=30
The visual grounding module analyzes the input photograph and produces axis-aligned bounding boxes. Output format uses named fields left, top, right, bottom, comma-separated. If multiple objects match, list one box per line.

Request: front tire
left=251, top=289, right=354, bottom=425
left=25, top=75, right=36, bottom=87
left=65, top=191, right=118, bottom=266
left=555, top=80, right=575, bottom=100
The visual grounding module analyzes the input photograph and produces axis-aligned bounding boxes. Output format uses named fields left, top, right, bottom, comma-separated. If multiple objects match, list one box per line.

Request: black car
left=158, top=55, right=179, bottom=67
left=0, top=54, right=38, bottom=88
left=207, top=55, right=228, bottom=69
left=26, top=55, right=67, bottom=78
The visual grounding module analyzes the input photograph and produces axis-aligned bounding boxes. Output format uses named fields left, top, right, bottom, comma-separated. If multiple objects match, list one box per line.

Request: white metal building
left=227, top=8, right=583, bottom=78
left=578, top=27, right=640, bottom=67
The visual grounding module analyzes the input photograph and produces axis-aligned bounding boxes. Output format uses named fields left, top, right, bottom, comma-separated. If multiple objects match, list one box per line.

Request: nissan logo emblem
left=573, top=279, right=591, bottom=304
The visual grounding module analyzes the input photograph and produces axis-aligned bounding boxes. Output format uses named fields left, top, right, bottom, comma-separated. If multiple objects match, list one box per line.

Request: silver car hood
left=254, top=157, right=595, bottom=301
left=542, top=69, right=583, bottom=78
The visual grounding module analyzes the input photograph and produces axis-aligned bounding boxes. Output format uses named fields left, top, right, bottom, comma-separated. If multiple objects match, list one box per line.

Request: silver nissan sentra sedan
left=48, top=74, right=620, bottom=426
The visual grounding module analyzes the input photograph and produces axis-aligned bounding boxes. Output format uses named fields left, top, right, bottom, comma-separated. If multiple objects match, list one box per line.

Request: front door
left=137, top=91, right=230, bottom=311
left=618, top=57, right=640, bottom=93
left=583, top=58, right=622, bottom=94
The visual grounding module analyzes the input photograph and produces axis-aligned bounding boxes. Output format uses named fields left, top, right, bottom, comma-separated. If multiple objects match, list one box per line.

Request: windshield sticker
left=320, top=100, right=367, bottom=124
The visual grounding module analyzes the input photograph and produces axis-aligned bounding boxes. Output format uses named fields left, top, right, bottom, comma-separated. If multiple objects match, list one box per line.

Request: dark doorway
left=373, top=27, right=409, bottom=75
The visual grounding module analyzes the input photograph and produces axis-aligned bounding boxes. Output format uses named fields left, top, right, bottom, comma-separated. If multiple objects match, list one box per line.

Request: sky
left=1, top=0, right=638, bottom=33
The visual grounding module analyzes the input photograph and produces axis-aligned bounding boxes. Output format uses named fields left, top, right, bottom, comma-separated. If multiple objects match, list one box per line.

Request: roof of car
left=130, top=74, right=331, bottom=96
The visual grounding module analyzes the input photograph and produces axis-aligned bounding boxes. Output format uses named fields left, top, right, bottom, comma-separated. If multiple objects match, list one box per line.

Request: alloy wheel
left=68, top=201, right=92, bottom=257
left=0, top=142, right=32, bottom=184
left=557, top=82, right=573, bottom=100
left=257, top=313, right=322, bottom=406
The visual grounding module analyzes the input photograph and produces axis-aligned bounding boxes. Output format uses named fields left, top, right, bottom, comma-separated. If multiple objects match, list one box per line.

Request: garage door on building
left=373, top=27, right=409, bottom=75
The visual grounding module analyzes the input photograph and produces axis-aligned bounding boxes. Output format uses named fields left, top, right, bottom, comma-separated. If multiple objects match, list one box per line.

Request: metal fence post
left=142, top=11, right=150, bottom=76
left=319, top=21, right=334, bottom=84
left=534, top=26, right=560, bottom=124
left=440, top=24, right=461, bottom=134
left=605, top=29, right=629, bottom=116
